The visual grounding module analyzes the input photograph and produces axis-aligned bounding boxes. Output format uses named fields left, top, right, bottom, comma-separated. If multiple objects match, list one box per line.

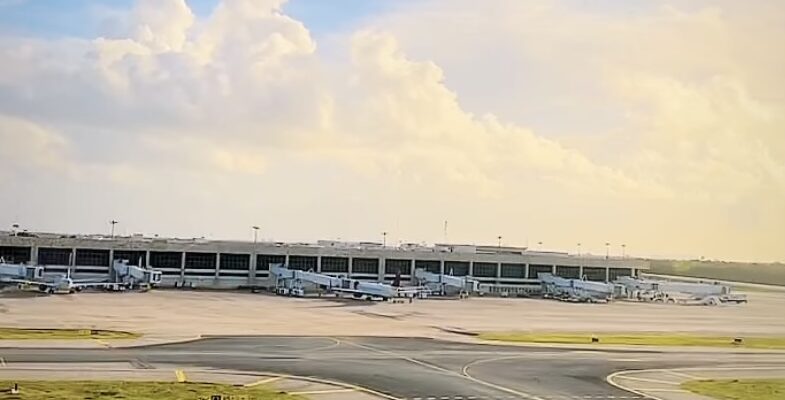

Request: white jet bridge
left=614, top=276, right=746, bottom=305
left=539, top=273, right=614, bottom=302
left=0, top=258, right=161, bottom=294
left=413, top=268, right=479, bottom=298
left=0, top=259, right=44, bottom=283
left=270, top=264, right=426, bottom=301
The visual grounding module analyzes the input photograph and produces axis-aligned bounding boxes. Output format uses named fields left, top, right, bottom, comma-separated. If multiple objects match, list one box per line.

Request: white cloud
left=0, top=0, right=782, bottom=261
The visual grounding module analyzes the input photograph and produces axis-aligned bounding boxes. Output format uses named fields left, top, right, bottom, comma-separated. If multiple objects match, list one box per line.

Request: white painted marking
left=344, top=340, right=544, bottom=400
left=0, top=357, right=6, bottom=367
left=616, top=376, right=679, bottom=385
left=664, top=370, right=699, bottom=380
left=636, top=389, right=689, bottom=393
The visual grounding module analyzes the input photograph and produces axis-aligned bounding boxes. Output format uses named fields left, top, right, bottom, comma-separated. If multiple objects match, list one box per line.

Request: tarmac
left=2, top=289, right=784, bottom=339
left=2, top=336, right=785, bottom=400
left=1, top=289, right=784, bottom=399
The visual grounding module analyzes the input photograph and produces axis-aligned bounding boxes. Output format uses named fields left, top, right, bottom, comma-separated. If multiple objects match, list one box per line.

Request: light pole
left=538, top=241, right=543, bottom=250
left=383, top=231, right=387, bottom=247
left=605, top=242, right=610, bottom=259
left=497, top=235, right=502, bottom=247
left=11, top=223, right=19, bottom=237
left=252, top=226, right=259, bottom=243
left=577, top=242, right=581, bottom=256
left=622, top=244, right=626, bottom=258
left=110, top=220, right=118, bottom=238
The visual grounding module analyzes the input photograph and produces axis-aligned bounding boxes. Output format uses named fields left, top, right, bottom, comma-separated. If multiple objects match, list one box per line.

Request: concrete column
left=468, top=261, right=474, bottom=276
left=215, top=253, right=221, bottom=279
left=579, top=266, right=584, bottom=280
left=107, top=249, right=115, bottom=280
left=410, top=259, right=416, bottom=277
left=551, top=264, right=557, bottom=274
left=249, top=253, right=257, bottom=283
left=347, top=257, right=353, bottom=276
left=605, top=268, right=610, bottom=282
left=145, top=250, right=151, bottom=268
left=285, top=253, right=290, bottom=266
left=525, top=263, right=530, bottom=279
left=70, top=247, right=76, bottom=275
left=316, top=255, right=322, bottom=272
left=439, top=259, right=445, bottom=275
left=180, top=252, right=186, bottom=281
left=378, top=257, right=385, bottom=282
left=496, top=262, right=502, bottom=279
left=30, top=245, right=38, bottom=264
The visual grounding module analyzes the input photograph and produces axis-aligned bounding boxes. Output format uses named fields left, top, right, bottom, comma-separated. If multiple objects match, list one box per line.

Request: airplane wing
left=70, top=281, right=110, bottom=288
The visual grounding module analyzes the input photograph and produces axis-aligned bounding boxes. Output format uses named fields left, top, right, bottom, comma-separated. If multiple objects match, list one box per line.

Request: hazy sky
left=1, top=0, right=783, bottom=262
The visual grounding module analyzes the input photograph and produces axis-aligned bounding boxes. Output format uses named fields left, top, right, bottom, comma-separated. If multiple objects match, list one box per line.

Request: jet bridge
left=1, top=257, right=161, bottom=294
left=270, top=264, right=426, bottom=300
left=539, top=273, right=614, bottom=302
left=0, top=260, right=44, bottom=283
left=614, top=276, right=746, bottom=305
left=413, top=268, right=479, bottom=297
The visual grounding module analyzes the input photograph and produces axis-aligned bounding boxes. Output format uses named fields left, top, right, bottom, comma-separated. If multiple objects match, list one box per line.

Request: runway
left=2, top=337, right=785, bottom=399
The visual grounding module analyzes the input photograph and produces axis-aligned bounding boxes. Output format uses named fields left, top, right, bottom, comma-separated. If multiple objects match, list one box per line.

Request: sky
left=0, top=0, right=783, bottom=262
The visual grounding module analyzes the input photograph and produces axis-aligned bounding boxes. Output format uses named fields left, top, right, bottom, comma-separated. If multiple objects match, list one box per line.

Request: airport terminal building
left=0, top=231, right=649, bottom=291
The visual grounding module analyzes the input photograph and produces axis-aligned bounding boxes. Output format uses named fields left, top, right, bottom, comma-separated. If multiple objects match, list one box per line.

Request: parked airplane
left=270, top=264, right=426, bottom=301
left=1, top=258, right=162, bottom=294
left=539, top=272, right=614, bottom=302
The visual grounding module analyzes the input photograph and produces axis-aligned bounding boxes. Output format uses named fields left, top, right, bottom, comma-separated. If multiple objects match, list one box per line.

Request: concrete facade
left=0, top=232, right=649, bottom=288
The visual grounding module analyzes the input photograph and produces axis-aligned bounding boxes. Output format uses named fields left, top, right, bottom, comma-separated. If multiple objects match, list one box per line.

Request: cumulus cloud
left=0, top=0, right=782, bottom=260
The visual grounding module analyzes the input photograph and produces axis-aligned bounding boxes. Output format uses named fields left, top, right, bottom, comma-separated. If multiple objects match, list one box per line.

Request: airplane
left=270, top=264, right=426, bottom=301
left=1, top=257, right=162, bottom=294
left=538, top=272, right=614, bottom=302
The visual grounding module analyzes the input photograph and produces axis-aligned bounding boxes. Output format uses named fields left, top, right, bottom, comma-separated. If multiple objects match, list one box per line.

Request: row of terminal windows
left=1, top=246, right=632, bottom=281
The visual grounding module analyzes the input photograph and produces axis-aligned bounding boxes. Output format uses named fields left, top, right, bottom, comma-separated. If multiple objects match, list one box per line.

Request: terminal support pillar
left=30, top=244, right=38, bottom=264
left=410, top=259, right=415, bottom=277
left=524, top=263, right=530, bottom=279
left=180, top=252, right=186, bottom=281
left=496, top=262, right=502, bottom=282
left=316, top=255, right=322, bottom=273
left=215, top=253, right=221, bottom=279
left=579, top=266, right=584, bottom=279
left=70, top=247, right=76, bottom=275
left=468, top=261, right=474, bottom=277
left=145, top=250, right=151, bottom=268
left=249, top=253, right=257, bottom=284
left=108, top=249, right=115, bottom=280
left=605, top=268, right=610, bottom=283
left=347, top=257, right=353, bottom=276
left=439, top=259, right=445, bottom=275
left=378, top=257, right=385, bottom=282
left=285, top=253, right=290, bottom=267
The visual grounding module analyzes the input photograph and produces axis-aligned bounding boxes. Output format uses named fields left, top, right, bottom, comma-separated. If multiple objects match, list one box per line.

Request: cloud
left=0, top=114, right=75, bottom=176
left=0, top=0, right=782, bottom=261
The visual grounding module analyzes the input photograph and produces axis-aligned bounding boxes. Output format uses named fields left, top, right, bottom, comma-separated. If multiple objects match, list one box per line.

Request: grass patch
left=0, top=328, right=139, bottom=340
left=0, top=381, right=299, bottom=400
left=682, top=379, right=785, bottom=400
left=478, top=332, right=785, bottom=349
